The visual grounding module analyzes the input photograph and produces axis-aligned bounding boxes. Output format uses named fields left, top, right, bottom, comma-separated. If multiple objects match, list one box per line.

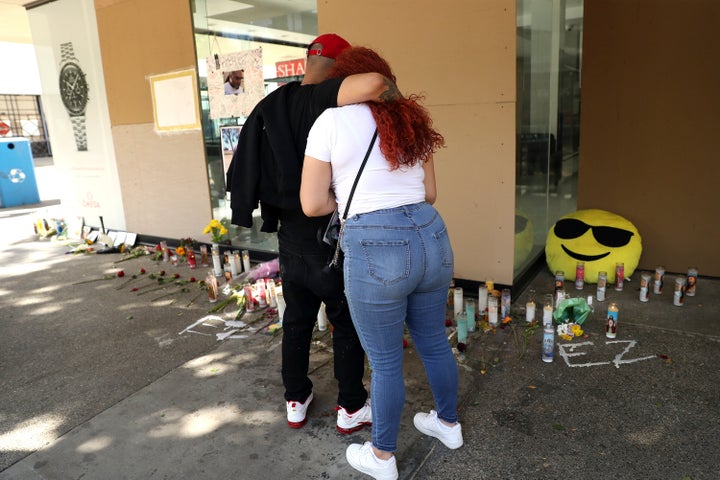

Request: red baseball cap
left=307, top=33, right=351, bottom=60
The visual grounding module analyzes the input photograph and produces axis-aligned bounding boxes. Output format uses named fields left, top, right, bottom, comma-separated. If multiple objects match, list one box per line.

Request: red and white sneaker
left=336, top=400, right=372, bottom=434
left=287, top=392, right=313, bottom=428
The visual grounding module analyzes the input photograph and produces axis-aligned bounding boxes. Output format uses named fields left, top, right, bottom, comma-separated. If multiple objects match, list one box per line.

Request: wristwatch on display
left=58, top=42, right=89, bottom=151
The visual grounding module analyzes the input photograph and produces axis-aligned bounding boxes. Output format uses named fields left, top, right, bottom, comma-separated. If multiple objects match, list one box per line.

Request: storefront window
left=515, top=0, right=583, bottom=279
left=191, top=0, right=318, bottom=254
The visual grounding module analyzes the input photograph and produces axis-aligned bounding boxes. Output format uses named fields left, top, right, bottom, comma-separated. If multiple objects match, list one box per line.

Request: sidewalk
left=1, top=204, right=719, bottom=479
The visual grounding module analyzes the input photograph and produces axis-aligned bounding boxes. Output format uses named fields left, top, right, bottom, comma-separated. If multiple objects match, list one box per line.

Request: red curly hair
left=328, top=47, right=445, bottom=170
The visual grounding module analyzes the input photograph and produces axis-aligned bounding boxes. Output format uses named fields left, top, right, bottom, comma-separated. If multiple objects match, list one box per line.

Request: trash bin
left=0, top=137, right=40, bottom=208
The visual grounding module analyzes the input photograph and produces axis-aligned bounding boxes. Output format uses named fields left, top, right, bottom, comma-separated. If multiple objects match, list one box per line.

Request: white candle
left=478, top=285, right=488, bottom=317
left=317, top=302, right=328, bottom=331
left=453, top=287, right=464, bottom=318
left=488, top=295, right=499, bottom=326
left=267, top=279, right=277, bottom=307
left=242, top=250, right=251, bottom=273
left=276, top=290, right=286, bottom=324
left=525, top=301, right=535, bottom=323
left=543, top=304, right=553, bottom=326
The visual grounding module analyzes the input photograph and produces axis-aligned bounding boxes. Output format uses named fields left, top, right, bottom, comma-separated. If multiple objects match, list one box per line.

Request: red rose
left=131, top=287, right=138, bottom=292
left=117, top=270, right=125, bottom=278
left=140, top=268, right=146, bottom=274
left=160, top=270, right=166, bottom=276
left=445, top=318, right=452, bottom=327
left=189, top=277, right=196, bottom=283
left=174, top=273, right=180, bottom=279
left=402, top=338, right=409, bottom=349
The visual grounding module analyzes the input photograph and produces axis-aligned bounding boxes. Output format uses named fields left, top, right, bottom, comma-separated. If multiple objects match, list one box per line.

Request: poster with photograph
left=220, top=125, right=242, bottom=173
left=207, top=49, right=263, bottom=120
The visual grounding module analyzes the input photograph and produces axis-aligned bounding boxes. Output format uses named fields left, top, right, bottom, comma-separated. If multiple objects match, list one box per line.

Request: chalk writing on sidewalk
left=558, top=340, right=656, bottom=369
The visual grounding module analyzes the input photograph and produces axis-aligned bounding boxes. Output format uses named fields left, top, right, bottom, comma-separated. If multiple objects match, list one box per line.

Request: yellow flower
left=175, top=246, right=186, bottom=256
left=203, top=219, right=229, bottom=243
left=560, top=333, right=573, bottom=341
left=571, top=325, right=584, bottom=336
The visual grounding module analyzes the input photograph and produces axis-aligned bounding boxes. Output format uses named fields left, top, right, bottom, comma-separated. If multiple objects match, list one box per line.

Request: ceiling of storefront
left=0, top=0, right=317, bottom=47
left=192, top=0, right=317, bottom=46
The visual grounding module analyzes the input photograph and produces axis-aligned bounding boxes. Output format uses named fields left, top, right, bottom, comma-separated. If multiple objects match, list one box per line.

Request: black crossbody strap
left=341, top=129, right=378, bottom=221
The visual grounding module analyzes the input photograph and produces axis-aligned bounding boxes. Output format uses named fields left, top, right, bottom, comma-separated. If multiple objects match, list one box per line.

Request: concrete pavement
left=1, top=199, right=719, bottom=480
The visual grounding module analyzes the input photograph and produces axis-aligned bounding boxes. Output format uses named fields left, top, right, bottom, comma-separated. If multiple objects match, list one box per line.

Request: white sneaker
left=336, top=400, right=372, bottom=434
left=346, top=442, right=398, bottom=480
left=286, top=392, right=313, bottom=428
left=413, top=410, right=463, bottom=449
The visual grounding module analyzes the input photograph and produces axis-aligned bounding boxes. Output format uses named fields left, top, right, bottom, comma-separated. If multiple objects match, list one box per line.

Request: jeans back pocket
left=361, top=240, right=410, bottom=286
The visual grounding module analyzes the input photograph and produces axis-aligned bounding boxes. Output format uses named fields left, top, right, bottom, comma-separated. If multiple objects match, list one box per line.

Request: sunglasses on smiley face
left=554, top=218, right=635, bottom=248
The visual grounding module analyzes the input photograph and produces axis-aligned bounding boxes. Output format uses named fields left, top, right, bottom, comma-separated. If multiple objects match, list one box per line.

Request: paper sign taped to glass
left=207, top=49, right=264, bottom=119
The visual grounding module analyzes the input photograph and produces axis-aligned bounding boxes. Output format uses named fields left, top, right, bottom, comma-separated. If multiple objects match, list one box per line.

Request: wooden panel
left=320, top=0, right=517, bottom=283
left=432, top=103, right=516, bottom=284
left=579, top=0, right=720, bottom=275
left=95, top=0, right=196, bottom=125
left=112, top=123, right=210, bottom=239
left=319, top=0, right=515, bottom=107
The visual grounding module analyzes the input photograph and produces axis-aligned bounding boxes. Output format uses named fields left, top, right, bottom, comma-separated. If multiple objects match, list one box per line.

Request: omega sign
left=276, top=58, right=306, bottom=78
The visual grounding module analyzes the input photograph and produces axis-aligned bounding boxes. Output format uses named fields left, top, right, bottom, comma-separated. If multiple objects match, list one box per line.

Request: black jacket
left=226, top=78, right=343, bottom=233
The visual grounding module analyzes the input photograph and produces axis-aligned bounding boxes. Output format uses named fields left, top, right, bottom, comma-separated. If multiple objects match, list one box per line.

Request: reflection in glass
left=191, top=0, right=319, bottom=255
left=515, top=0, right=583, bottom=280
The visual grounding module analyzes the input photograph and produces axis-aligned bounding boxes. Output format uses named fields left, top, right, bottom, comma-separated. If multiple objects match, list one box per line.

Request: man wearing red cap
left=226, top=33, right=399, bottom=434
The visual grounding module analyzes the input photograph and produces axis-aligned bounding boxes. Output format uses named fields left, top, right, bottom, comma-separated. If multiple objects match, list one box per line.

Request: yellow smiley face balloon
left=545, top=209, right=642, bottom=284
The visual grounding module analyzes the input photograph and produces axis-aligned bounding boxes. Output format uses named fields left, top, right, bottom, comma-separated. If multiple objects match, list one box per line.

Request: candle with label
left=488, top=295, right=499, bottom=327
left=465, top=299, right=476, bottom=332
left=686, top=267, right=698, bottom=296
left=606, top=303, right=619, bottom=338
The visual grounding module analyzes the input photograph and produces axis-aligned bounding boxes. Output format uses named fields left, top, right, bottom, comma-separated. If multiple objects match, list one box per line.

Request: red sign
left=0, top=121, right=9, bottom=136
left=276, top=58, right=306, bottom=78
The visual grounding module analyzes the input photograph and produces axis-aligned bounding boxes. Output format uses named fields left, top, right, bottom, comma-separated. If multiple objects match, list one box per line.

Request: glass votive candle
left=456, top=312, right=468, bottom=344
left=465, top=298, right=476, bottom=332
left=488, top=295, right=499, bottom=326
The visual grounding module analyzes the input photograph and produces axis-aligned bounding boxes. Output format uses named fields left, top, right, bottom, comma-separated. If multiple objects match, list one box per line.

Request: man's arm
left=336, top=72, right=401, bottom=106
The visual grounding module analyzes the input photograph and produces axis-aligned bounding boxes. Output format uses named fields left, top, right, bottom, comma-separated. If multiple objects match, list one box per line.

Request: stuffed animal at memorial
left=545, top=209, right=642, bottom=284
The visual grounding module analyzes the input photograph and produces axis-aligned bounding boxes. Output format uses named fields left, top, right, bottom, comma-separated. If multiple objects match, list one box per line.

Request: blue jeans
left=341, top=202, right=458, bottom=452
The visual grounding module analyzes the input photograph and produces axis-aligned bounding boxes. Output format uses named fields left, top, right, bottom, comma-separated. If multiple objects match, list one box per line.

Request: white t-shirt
left=224, top=82, right=243, bottom=95
left=305, top=103, right=426, bottom=218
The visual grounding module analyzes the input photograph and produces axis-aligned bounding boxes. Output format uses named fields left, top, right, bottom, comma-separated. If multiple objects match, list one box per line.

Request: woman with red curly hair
left=301, top=46, right=462, bottom=480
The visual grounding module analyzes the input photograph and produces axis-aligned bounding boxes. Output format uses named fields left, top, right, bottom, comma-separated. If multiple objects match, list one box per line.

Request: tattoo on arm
left=379, top=78, right=401, bottom=102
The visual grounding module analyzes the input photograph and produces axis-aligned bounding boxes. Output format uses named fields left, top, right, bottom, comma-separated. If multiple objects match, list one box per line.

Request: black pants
left=278, top=222, right=367, bottom=411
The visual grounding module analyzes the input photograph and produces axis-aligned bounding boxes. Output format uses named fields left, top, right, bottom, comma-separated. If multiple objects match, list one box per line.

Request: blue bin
left=0, top=138, right=40, bottom=208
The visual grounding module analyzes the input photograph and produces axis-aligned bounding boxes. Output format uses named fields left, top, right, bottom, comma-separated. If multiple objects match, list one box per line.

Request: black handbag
left=326, top=129, right=378, bottom=271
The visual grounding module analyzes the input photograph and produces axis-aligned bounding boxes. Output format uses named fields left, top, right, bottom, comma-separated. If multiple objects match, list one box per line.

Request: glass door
left=515, top=0, right=583, bottom=279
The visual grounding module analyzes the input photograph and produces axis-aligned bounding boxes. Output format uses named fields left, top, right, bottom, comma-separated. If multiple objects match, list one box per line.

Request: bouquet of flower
left=180, top=237, right=197, bottom=250
left=203, top=219, right=228, bottom=244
